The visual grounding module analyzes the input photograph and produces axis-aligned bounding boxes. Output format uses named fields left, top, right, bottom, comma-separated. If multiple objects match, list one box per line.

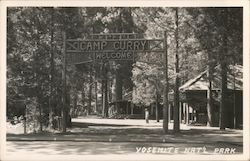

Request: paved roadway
left=6, top=140, right=242, bottom=156
left=5, top=118, right=244, bottom=160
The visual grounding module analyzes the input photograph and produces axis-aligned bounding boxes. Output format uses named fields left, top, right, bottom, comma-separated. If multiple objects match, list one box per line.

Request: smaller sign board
left=94, top=51, right=134, bottom=60
left=66, top=51, right=134, bottom=64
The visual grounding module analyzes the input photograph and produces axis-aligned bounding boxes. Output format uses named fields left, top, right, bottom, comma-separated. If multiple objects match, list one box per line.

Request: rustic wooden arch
left=61, top=32, right=169, bottom=133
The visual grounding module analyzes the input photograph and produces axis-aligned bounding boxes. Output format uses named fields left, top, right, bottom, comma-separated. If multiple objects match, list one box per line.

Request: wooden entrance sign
left=65, top=33, right=164, bottom=64
left=62, top=32, right=168, bottom=133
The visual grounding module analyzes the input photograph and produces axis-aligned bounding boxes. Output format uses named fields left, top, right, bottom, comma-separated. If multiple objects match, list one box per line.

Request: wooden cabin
left=179, top=65, right=243, bottom=129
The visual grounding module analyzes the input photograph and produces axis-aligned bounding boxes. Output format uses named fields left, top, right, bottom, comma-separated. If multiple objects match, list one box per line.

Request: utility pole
left=163, top=31, right=169, bottom=133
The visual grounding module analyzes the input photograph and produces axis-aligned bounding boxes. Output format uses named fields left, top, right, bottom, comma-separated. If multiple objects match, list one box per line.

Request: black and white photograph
left=0, top=0, right=249, bottom=161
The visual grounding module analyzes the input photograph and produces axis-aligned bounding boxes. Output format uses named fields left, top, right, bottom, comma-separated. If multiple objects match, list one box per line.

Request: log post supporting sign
left=62, top=32, right=67, bottom=133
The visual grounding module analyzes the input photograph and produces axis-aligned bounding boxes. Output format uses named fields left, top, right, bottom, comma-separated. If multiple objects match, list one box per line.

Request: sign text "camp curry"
left=66, top=40, right=149, bottom=52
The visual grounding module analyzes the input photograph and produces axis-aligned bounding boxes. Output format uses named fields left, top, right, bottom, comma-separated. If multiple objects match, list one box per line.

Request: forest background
left=7, top=7, right=243, bottom=133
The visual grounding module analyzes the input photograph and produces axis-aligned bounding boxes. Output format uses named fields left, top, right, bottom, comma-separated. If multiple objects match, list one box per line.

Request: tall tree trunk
left=207, top=75, right=214, bottom=126
left=104, top=76, right=109, bottom=117
left=34, top=35, right=43, bottom=132
left=94, top=79, right=98, bottom=114
left=233, top=60, right=236, bottom=128
left=220, top=61, right=227, bottom=130
left=207, top=53, right=215, bottom=127
left=115, top=69, right=123, bottom=108
left=145, top=108, right=149, bottom=123
left=102, top=63, right=109, bottom=117
left=173, top=8, right=180, bottom=132
left=48, top=8, right=54, bottom=129
left=111, top=77, right=116, bottom=102
left=73, top=88, right=77, bottom=117
left=101, top=79, right=104, bottom=116
left=65, top=91, right=71, bottom=127
left=87, top=69, right=93, bottom=115
left=105, top=64, right=109, bottom=117
left=114, top=8, right=124, bottom=111
left=39, top=105, right=43, bottom=132
left=205, top=13, right=216, bottom=127
left=61, top=32, right=67, bottom=132
left=156, top=93, right=159, bottom=122
left=163, top=31, right=169, bottom=133
left=81, top=82, right=85, bottom=115
left=219, top=9, right=228, bottom=130
left=108, top=75, right=112, bottom=103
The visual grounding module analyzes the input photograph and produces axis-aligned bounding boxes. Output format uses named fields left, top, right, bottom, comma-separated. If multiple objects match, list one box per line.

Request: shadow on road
left=7, top=140, right=243, bottom=155
left=6, top=119, right=243, bottom=156
left=72, top=121, right=132, bottom=128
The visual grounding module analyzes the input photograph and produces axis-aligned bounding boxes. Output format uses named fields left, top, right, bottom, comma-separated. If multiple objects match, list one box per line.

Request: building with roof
left=178, top=65, right=243, bottom=128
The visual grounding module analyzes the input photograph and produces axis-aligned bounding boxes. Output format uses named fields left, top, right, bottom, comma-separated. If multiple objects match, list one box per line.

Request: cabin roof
left=179, top=64, right=243, bottom=91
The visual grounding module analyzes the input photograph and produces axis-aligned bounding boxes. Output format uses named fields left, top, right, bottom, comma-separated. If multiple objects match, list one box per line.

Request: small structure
left=108, top=91, right=162, bottom=119
left=179, top=65, right=243, bottom=128
left=108, top=91, right=145, bottom=119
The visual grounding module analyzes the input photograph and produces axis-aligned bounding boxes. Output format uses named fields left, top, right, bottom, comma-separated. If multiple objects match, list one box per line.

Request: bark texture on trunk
left=219, top=8, right=228, bottom=130
left=163, top=31, right=169, bottom=133
left=156, top=93, right=159, bottom=122
left=207, top=63, right=215, bottom=127
left=173, top=8, right=180, bottom=132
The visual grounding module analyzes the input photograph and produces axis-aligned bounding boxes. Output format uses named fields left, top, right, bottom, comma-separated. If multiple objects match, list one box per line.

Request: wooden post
left=186, top=104, right=190, bottom=124
left=131, top=102, right=134, bottom=115
left=94, top=80, right=98, bottom=113
left=61, top=31, right=67, bottom=133
left=183, top=103, right=186, bottom=124
left=233, top=65, right=236, bottom=129
left=126, top=101, right=129, bottom=115
left=168, top=103, right=171, bottom=122
left=179, top=102, right=182, bottom=123
left=183, top=103, right=185, bottom=122
left=145, top=108, right=149, bottom=123
left=115, top=102, right=117, bottom=114
left=192, top=107, right=194, bottom=123
left=195, top=110, right=198, bottom=122
left=24, top=105, right=27, bottom=134
left=163, top=31, right=169, bottom=133
left=150, top=103, right=154, bottom=115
